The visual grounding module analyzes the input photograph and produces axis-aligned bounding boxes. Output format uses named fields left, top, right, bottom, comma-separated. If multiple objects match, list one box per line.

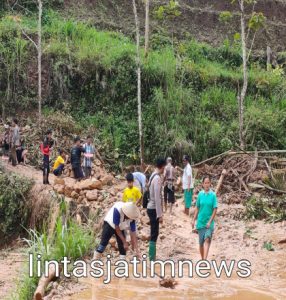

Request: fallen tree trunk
left=260, top=183, right=286, bottom=194
left=215, top=169, right=227, bottom=195
left=193, top=150, right=286, bottom=167
left=34, top=264, right=61, bottom=300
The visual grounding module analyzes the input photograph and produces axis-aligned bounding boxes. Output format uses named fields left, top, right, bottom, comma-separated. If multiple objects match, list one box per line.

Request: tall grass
left=12, top=199, right=98, bottom=300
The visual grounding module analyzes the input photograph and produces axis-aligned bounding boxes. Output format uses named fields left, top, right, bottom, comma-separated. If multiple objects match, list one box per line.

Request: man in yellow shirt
left=122, top=173, right=142, bottom=205
left=53, top=149, right=67, bottom=176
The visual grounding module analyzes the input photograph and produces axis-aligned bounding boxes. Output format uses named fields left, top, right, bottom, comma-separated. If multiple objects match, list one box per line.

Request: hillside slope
left=62, top=0, right=286, bottom=52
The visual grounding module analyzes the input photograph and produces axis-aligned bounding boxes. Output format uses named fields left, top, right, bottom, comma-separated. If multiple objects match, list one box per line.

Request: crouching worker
left=53, top=149, right=67, bottom=176
left=93, top=202, right=140, bottom=260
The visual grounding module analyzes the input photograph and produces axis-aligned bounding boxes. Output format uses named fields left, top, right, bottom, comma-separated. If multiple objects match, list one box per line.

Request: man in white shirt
left=93, top=202, right=140, bottom=260
left=182, top=155, right=193, bottom=216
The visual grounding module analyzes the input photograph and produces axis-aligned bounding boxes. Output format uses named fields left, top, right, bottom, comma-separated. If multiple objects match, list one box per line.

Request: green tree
left=153, top=0, right=181, bottom=47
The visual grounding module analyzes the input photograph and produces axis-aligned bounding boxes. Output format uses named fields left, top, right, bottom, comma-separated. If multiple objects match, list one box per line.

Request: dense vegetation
left=0, top=9, right=286, bottom=165
left=0, top=165, right=33, bottom=246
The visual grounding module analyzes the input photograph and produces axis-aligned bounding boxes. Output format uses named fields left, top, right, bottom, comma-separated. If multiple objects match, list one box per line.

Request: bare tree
left=37, top=0, right=42, bottom=117
left=132, top=0, right=144, bottom=168
left=144, top=0, right=150, bottom=57
left=220, top=0, right=265, bottom=149
left=238, top=0, right=247, bottom=150
left=11, top=0, right=43, bottom=118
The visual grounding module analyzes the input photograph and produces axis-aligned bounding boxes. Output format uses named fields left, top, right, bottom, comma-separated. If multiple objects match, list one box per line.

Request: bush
left=0, top=169, right=33, bottom=245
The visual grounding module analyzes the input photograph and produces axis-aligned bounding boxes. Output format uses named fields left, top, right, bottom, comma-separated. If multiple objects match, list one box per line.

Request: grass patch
left=12, top=198, right=98, bottom=300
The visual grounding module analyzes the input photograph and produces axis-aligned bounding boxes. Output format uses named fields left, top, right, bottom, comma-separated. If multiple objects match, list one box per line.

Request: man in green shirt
left=192, top=176, right=218, bottom=260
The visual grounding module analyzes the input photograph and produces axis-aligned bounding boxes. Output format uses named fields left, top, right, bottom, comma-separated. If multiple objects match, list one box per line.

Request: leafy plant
left=263, top=241, right=274, bottom=251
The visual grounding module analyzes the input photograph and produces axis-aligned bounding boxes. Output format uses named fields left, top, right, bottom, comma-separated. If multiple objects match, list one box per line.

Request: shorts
left=184, top=189, right=193, bottom=208
left=73, top=165, right=84, bottom=179
left=164, top=185, right=175, bottom=204
left=198, top=227, right=213, bottom=246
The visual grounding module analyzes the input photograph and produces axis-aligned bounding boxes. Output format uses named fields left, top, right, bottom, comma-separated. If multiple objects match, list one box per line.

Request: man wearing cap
left=93, top=202, right=140, bottom=260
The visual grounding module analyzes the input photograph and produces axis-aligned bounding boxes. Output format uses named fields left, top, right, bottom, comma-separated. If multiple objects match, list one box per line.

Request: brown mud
left=1, top=162, right=286, bottom=299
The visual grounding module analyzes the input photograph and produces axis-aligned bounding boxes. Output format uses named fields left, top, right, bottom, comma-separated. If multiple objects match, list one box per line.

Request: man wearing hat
left=93, top=202, right=140, bottom=260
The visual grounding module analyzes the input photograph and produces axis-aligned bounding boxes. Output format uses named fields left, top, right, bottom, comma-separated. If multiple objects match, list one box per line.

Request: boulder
left=86, top=190, right=98, bottom=201
left=64, top=178, right=76, bottom=197
left=54, top=184, right=65, bottom=195
left=77, top=179, right=103, bottom=191
left=100, top=175, right=114, bottom=186
left=71, top=191, right=79, bottom=199
left=141, top=216, right=150, bottom=225
left=54, top=177, right=65, bottom=186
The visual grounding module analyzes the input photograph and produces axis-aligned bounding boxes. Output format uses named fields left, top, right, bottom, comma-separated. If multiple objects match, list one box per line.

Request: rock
left=54, top=177, right=65, bottom=186
left=140, top=230, right=150, bottom=241
left=78, top=195, right=84, bottom=202
left=160, top=235, right=166, bottom=240
left=100, top=174, right=114, bottom=186
left=109, top=188, right=116, bottom=196
left=141, top=216, right=150, bottom=225
left=76, top=179, right=103, bottom=191
left=86, top=190, right=98, bottom=201
left=109, top=238, right=116, bottom=248
left=54, top=184, right=65, bottom=194
left=71, top=191, right=79, bottom=199
left=64, top=178, right=76, bottom=197
left=97, top=195, right=104, bottom=202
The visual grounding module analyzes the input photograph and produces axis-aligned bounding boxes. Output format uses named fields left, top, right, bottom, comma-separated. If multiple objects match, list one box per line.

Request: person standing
left=40, top=130, right=53, bottom=184
left=163, top=157, right=176, bottom=214
left=82, top=136, right=95, bottom=179
left=133, top=171, right=146, bottom=195
left=16, top=137, right=27, bottom=165
left=71, top=136, right=85, bottom=181
left=182, top=155, right=194, bottom=216
left=147, top=158, right=166, bottom=261
left=11, top=118, right=21, bottom=166
left=3, top=124, right=11, bottom=159
left=192, top=176, right=218, bottom=260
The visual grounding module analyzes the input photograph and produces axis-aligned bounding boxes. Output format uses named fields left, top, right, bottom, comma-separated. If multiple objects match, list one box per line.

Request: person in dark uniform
left=71, top=136, right=85, bottom=181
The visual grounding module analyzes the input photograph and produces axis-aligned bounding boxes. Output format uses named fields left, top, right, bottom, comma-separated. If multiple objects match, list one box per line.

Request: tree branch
left=20, top=27, right=38, bottom=49
left=246, top=29, right=257, bottom=62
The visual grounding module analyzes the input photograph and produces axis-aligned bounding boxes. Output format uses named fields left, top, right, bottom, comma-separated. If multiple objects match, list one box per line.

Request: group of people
left=40, top=129, right=218, bottom=261
left=0, top=119, right=27, bottom=166
left=94, top=156, right=218, bottom=262
left=40, top=130, right=104, bottom=185
left=1, top=123, right=218, bottom=261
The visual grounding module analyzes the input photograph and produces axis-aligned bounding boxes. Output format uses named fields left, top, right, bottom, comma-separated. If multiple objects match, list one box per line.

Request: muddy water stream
left=67, top=263, right=285, bottom=300
left=70, top=276, right=278, bottom=300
